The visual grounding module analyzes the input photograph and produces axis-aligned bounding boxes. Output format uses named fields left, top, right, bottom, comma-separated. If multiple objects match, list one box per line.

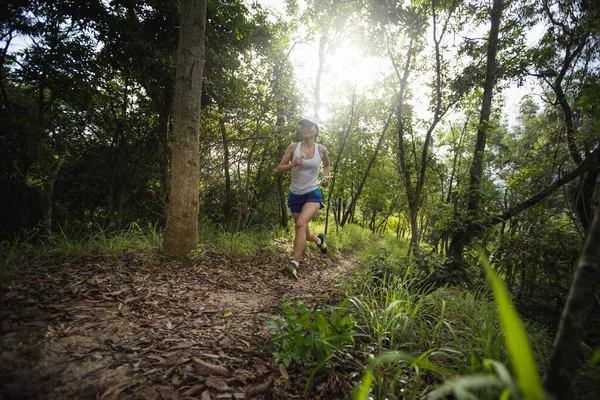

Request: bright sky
left=255, top=0, right=545, bottom=129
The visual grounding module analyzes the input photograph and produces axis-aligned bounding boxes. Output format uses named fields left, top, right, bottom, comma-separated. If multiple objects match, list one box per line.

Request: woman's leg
left=305, top=224, right=319, bottom=244
left=292, top=202, right=321, bottom=261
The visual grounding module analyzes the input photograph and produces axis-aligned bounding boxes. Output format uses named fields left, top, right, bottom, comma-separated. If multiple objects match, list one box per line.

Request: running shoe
left=282, top=264, right=299, bottom=280
left=317, top=233, right=328, bottom=254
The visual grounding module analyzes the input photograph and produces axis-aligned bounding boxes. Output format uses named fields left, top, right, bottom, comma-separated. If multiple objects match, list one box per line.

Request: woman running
left=277, top=115, right=330, bottom=279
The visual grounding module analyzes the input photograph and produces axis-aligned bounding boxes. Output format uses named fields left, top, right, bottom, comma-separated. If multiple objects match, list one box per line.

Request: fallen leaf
left=100, top=381, right=137, bottom=400
left=109, top=288, right=128, bottom=296
left=181, top=384, right=206, bottom=396
left=171, top=373, right=182, bottom=386
left=192, top=357, right=231, bottom=377
left=244, top=375, right=273, bottom=397
left=124, top=296, right=140, bottom=304
left=200, top=390, right=211, bottom=400
left=255, top=364, right=270, bottom=375
left=278, top=363, right=289, bottom=380
left=223, top=310, right=231, bottom=318
left=232, top=368, right=256, bottom=381
left=205, top=375, right=231, bottom=392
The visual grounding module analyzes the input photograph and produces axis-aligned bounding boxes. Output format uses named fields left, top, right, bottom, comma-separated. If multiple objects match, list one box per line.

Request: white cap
left=298, top=114, right=319, bottom=130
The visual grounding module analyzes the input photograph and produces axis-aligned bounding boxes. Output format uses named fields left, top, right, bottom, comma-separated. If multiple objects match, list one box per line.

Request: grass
left=311, top=223, right=375, bottom=256
left=199, top=224, right=285, bottom=259
left=346, top=241, right=553, bottom=399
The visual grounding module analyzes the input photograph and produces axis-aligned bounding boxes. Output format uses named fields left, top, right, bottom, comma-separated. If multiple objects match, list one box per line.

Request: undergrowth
left=266, top=225, right=561, bottom=399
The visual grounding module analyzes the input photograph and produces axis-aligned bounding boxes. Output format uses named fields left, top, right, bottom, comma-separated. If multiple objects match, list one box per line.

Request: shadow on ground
left=0, top=243, right=354, bottom=399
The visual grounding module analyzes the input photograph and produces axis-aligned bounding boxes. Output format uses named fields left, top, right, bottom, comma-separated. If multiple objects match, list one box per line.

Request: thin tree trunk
left=394, top=34, right=417, bottom=249
left=447, top=0, right=503, bottom=269
left=543, top=206, right=600, bottom=398
left=395, top=0, right=458, bottom=255
left=548, top=26, right=593, bottom=232
left=325, top=86, right=357, bottom=234
left=163, top=0, right=207, bottom=259
left=575, top=164, right=599, bottom=231
left=341, top=112, right=393, bottom=227
left=158, top=88, right=173, bottom=197
left=236, top=123, right=260, bottom=232
left=277, top=172, right=288, bottom=228
left=219, top=110, right=232, bottom=224
left=314, top=33, right=328, bottom=118
left=40, top=153, right=65, bottom=233
left=446, top=117, right=469, bottom=204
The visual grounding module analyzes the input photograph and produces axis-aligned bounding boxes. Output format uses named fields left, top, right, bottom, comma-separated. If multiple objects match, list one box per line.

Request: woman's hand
left=320, top=176, right=329, bottom=187
left=293, top=156, right=304, bottom=167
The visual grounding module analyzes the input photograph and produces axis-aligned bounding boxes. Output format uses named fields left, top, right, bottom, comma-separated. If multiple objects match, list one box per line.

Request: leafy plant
left=266, top=299, right=356, bottom=368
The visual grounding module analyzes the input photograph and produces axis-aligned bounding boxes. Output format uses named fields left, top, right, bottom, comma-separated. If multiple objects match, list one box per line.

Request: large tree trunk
left=543, top=206, right=600, bottom=398
left=163, top=0, right=207, bottom=259
left=447, top=0, right=503, bottom=269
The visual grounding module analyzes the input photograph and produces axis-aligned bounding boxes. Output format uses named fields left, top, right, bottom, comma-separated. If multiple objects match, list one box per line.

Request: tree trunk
left=236, top=124, right=260, bottom=232
left=314, top=32, right=328, bottom=118
left=40, top=152, right=65, bottom=233
left=158, top=93, right=173, bottom=197
left=277, top=172, right=288, bottom=229
left=549, top=28, right=593, bottom=233
left=575, top=163, right=599, bottom=232
left=163, top=0, right=207, bottom=259
left=543, top=206, right=600, bottom=398
left=447, top=0, right=503, bottom=269
left=219, top=111, right=233, bottom=224
left=325, top=88, right=357, bottom=234
left=340, top=112, right=393, bottom=227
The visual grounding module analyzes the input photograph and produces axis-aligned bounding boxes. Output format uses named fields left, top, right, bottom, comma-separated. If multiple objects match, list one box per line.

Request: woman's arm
left=320, top=145, right=331, bottom=186
left=277, top=143, right=301, bottom=174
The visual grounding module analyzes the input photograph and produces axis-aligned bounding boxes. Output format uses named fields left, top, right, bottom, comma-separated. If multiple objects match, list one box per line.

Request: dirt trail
left=0, top=244, right=354, bottom=399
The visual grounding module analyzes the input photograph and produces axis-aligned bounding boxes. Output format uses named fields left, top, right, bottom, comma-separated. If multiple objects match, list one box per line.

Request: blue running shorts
left=287, top=189, right=324, bottom=213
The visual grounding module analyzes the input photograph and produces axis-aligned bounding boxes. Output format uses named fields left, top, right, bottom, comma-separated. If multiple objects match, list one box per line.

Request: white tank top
left=290, top=142, right=321, bottom=195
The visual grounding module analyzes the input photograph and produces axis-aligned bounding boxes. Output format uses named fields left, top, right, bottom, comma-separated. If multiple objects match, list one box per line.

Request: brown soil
left=0, top=243, right=356, bottom=399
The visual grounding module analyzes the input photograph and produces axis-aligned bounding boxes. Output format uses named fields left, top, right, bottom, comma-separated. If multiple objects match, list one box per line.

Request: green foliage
left=199, top=225, right=284, bottom=259
left=345, top=239, right=553, bottom=399
left=323, top=223, right=374, bottom=255
left=35, top=221, right=163, bottom=254
left=474, top=251, right=544, bottom=399
left=572, top=349, right=600, bottom=399
left=266, top=300, right=356, bottom=368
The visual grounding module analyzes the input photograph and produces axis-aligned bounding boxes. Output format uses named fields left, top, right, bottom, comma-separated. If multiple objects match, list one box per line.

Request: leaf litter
left=0, top=244, right=352, bottom=399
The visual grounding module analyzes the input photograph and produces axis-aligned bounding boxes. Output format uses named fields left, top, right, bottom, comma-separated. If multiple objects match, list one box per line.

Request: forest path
left=0, top=243, right=355, bottom=399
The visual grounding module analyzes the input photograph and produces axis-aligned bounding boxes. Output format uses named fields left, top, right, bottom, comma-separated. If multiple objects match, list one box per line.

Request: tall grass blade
left=353, top=351, right=451, bottom=400
left=477, top=247, right=545, bottom=399
left=591, top=347, right=600, bottom=365
left=353, top=370, right=373, bottom=400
